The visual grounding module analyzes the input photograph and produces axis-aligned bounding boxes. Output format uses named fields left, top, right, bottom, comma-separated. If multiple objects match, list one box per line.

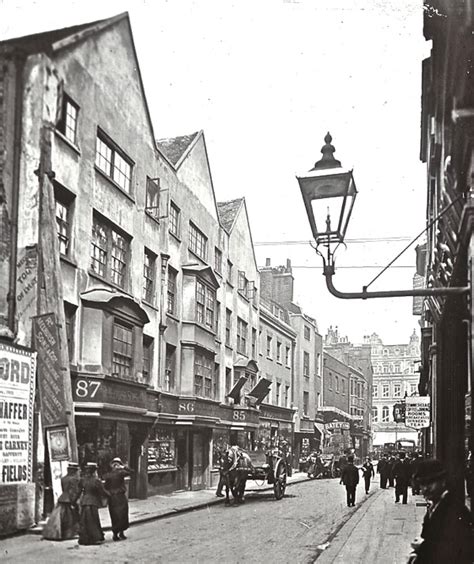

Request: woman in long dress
left=78, top=462, right=109, bottom=546
left=42, top=462, right=81, bottom=540
left=103, top=457, right=131, bottom=541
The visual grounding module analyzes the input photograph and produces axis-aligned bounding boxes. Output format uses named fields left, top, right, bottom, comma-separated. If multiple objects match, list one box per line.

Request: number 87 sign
left=73, top=378, right=102, bottom=400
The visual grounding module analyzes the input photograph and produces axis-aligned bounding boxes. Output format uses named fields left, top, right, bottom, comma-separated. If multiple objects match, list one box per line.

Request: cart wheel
left=273, top=459, right=287, bottom=500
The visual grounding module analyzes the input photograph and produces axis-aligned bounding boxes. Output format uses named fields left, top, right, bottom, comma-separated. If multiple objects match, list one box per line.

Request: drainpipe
left=7, top=49, right=26, bottom=335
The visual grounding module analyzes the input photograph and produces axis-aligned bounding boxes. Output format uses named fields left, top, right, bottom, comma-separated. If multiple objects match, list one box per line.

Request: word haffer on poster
left=0, top=342, right=37, bottom=484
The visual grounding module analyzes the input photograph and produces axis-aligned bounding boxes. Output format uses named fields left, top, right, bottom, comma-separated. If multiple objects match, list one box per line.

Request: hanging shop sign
left=405, top=396, right=431, bottom=429
left=325, top=421, right=350, bottom=430
left=393, top=402, right=406, bottom=423
left=0, top=342, right=36, bottom=484
left=32, top=313, right=68, bottom=428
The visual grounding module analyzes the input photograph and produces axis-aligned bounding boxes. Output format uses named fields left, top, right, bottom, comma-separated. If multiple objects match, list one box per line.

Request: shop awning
left=248, top=378, right=272, bottom=405
left=227, top=376, right=247, bottom=401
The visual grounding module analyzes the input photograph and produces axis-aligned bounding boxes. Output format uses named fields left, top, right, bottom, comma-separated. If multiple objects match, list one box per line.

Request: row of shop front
left=69, top=373, right=296, bottom=501
left=65, top=374, right=371, bottom=503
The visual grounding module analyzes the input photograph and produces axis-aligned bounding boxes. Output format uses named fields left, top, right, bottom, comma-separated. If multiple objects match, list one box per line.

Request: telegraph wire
left=254, top=236, right=412, bottom=246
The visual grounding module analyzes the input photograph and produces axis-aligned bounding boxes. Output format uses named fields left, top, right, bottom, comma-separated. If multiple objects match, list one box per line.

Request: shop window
left=142, top=335, right=154, bottom=383
left=164, top=344, right=176, bottom=391
left=143, top=248, right=156, bottom=304
left=237, top=317, right=248, bottom=355
left=56, top=93, right=79, bottom=144
left=194, top=350, right=215, bottom=399
left=148, top=428, right=176, bottom=472
left=95, top=130, right=133, bottom=194
left=169, top=201, right=181, bottom=238
left=167, top=266, right=177, bottom=315
left=189, top=221, right=207, bottom=260
left=91, top=213, right=130, bottom=289
left=145, top=177, right=160, bottom=221
left=112, top=320, right=133, bottom=379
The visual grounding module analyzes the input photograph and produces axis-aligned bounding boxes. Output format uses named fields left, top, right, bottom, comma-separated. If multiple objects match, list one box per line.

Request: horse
left=221, top=446, right=252, bottom=506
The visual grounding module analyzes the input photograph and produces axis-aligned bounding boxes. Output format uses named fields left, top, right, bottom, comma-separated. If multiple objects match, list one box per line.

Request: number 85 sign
left=74, top=378, right=102, bottom=400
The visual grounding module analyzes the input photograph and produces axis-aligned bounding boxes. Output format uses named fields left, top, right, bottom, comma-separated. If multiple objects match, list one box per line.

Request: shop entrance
left=191, top=430, right=209, bottom=490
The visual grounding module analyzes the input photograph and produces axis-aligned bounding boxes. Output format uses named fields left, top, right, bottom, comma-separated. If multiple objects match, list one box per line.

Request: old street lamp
left=297, top=132, right=357, bottom=246
left=297, top=133, right=469, bottom=300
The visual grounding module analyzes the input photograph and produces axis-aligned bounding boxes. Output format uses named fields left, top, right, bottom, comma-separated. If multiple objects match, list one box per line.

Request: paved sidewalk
left=316, top=487, right=427, bottom=564
left=31, top=471, right=310, bottom=534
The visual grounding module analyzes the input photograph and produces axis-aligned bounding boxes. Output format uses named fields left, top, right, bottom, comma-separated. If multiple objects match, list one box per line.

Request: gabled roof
left=0, top=13, right=128, bottom=54
left=217, top=198, right=244, bottom=234
left=156, top=131, right=200, bottom=168
left=0, top=13, right=165, bottom=166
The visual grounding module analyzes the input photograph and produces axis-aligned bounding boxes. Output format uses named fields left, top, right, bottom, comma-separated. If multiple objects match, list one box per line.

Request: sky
left=0, top=0, right=430, bottom=346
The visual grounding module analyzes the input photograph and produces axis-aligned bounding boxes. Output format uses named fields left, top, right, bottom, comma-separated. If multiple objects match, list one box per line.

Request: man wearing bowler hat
left=408, top=459, right=473, bottom=563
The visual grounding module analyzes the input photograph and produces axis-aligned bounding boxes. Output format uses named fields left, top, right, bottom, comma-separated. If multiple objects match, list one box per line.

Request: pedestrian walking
left=340, top=454, right=359, bottom=507
left=361, top=457, right=375, bottom=494
left=42, top=462, right=81, bottom=540
left=388, top=454, right=396, bottom=487
left=103, top=457, right=132, bottom=541
left=410, top=452, right=422, bottom=495
left=377, top=454, right=389, bottom=488
left=78, top=462, right=109, bottom=546
left=408, top=459, right=474, bottom=563
left=393, top=451, right=411, bottom=504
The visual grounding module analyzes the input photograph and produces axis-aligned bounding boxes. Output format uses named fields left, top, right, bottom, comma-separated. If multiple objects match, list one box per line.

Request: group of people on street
left=42, top=457, right=132, bottom=545
left=377, top=451, right=424, bottom=504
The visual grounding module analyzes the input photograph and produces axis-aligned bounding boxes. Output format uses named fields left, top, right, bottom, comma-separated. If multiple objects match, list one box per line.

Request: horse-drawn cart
left=247, top=448, right=288, bottom=500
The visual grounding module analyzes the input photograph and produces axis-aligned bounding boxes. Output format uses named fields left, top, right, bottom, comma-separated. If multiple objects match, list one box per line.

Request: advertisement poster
left=405, top=396, right=431, bottom=429
left=0, top=341, right=37, bottom=484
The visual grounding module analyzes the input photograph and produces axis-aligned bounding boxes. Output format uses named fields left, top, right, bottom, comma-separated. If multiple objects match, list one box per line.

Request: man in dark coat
left=393, top=451, right=412, bottom=504
left=377, top=454, right=389, bottom=488
left=78, top=462, right=109, bottom=546
left=42, top=462, right=81, bottom=540
left=388, top=454, right=396, bottom=487
left=408, top=459, right=474, bottom=563
left=361, top=457, right=375, bottom=494
left=104, top=457, right=132, bottom=541
left=340, top=454, right=359, bottom=507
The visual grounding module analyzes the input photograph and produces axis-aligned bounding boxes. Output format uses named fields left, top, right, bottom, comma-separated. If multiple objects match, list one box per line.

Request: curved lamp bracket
left=322, top=263, right=469, bottom=300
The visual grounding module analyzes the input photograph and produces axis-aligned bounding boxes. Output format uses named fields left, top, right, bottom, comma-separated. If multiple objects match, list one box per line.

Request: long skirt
left=42, top=503, right=79, bottom=540
left=108, top=492, right=129, bottom=533
left=78, top=505, right=104, bottom=545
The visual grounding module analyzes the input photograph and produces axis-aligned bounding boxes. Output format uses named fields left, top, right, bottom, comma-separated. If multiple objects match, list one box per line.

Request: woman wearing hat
left=78, top=462, right=110, bottom=546
left=42, top=462, right=81, bottom=540
left=103, top=457, right=132, bottom=541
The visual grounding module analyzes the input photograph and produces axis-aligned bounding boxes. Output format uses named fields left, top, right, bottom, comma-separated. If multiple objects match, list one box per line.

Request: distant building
left=367, top=331, right=421, bottom=448
left=324, top=326, right=373, bottom=457
left=259, top=258, right=323, bottom=461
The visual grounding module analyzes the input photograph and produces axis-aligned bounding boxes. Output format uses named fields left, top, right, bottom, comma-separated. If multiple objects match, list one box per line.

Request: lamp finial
left=312, top=132, right=342, bottom=170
